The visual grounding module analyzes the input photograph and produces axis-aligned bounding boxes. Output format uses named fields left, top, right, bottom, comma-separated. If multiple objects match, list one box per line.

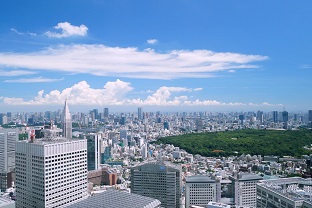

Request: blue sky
left=0, top=0, right=311, bottom=112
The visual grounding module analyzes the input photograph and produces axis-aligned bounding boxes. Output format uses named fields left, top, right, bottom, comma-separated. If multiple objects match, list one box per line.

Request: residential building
left=131, top=162, right=182, bottom=208
left=185, top=175, right=221, bottom=208
left=15, top=136, right=88, bottom=208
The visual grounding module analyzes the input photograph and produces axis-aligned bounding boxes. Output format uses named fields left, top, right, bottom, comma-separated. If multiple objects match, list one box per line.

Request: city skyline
left=0, top=1, right=312, bottom=112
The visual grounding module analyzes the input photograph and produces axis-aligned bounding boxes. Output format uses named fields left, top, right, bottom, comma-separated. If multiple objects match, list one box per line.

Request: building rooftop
left=258, top=177, right=312, bottom=204
left=66, top=189, right=161, bottom=208
left=237, top=173, right=263, bottom=181
left=185, top=175, right=216, bottom=183
left=19, top=137, right=84, bottom=145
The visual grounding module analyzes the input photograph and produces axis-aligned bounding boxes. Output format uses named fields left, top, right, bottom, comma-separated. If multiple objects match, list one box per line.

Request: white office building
left=15, top=137, right=88, bottom=208
left=257, top=177, right=312, bottom=208
left=230, top=173, right=262, bottom=208
left=185, top=175, right=221, bottom=208
left=0, top=129, right=18, bottom=192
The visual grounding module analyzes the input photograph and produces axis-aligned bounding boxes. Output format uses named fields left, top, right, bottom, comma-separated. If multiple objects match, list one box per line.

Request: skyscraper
left=309, top=110, right=312, bottom=128
left=0, top=129, right=18, bottom=192
left=104, top=107, right=109, bottom=118
left=61, top=100, right=72, bottom=139
left=308, top=110, right=312, bottom=121
left=131, top=162, right=181, bottom=208
left=282, top=110, right=289, bottom=129
left=138, top=107, right=143, bottom=120
left=15, top=137, right=88, bottom=208
left=86, top=133, right=102, bottom=171
left=273, top=111, right=278, bottom=123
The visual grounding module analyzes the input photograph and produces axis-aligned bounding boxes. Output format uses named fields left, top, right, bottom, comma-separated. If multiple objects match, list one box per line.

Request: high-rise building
left=185, top=175, right=221, bottom=208
left=138, top=107, right=143, bottom=120
left=308, top=110, right=312, bottom=128
left=0, top=129, right=18, bottom=192
left=282, top=110, right=289, bottom=129
left=86, top=133, right=102, bottom=171
left=272, top=111, right=278, bottom=123
left=230, top=173, right=262, bottom=208
left=257, top=177, right=312, bottom=208
left=131, top=162, right=181, bottom=208
left=239, top=114, right=245, bottom=125
left=61, top=100, right=72, bottom=139
left=104, top=108, right=109, bottom=118
left=15, top=137, right=88, bottom=208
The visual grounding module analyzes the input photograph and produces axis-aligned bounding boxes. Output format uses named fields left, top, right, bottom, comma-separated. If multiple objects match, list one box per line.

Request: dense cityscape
left=0, top=102, right=312, bottom=207
left=1, top=1, right=312, bottom=207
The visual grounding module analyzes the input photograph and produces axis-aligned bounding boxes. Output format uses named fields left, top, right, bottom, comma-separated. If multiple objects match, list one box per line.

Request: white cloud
left=45, top=22, right=88, bottom=38
left=193, top=88, right=203, bottom=91
left=4, top=77, right=63, bottom=83
left=10, top=28, right=37, bottom=36
left=0, top=70, right=36, bottom=77
left=300, top=64, right=312, bottom=69
left=1, top=80, right=282, bottom=108
left=147, top=39, right=158, bottom=44
left=0, top=44, right=268, bottom=80
left=11, top=28, right=23, bottom=35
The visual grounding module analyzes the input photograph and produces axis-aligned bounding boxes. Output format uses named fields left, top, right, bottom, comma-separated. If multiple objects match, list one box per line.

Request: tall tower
left=104, top=108, right=109, bottom=118
left=308, top=110, right=312, bottom=128
left=62, top=100, right=72, bottom=139
left=138, top=107, right=143, bottom=120
left=272, top=111, right=278, bottom=123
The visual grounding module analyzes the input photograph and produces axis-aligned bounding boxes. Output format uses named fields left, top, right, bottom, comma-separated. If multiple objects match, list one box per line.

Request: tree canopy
left=154, top=129, right=312, bottom=157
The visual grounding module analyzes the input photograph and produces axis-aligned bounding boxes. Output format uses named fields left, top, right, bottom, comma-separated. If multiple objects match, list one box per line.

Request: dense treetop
left=155, top=129, right=312, bottom=157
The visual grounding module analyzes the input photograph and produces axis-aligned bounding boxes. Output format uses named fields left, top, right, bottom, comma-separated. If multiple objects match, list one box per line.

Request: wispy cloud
left=300, top=64, right=312, bottom=69
left=11, top=28, right=37, bottom=36
left=11, top=28, right=24, bottom=35
left=1, top=79, right=282, bottom=108
left=0, top=44, right=268, bottom=80
left=4, top=77, right=63, bottom=83
left=0, top=70, right=37, bottom=77
left=45, top=22, right=88, bottom=38
left=147, top=39, right=158, bottom=44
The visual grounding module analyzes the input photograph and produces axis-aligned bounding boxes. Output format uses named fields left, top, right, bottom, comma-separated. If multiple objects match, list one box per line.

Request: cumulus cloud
left=1, top=80, right=282, bottom=108
left=0, top=44, right=268, bottom=80
left=45, top=22, right=88, bottom=38
left=4, top=77, right=63, bottom=83
left=147, top=39, right=158, bottom=44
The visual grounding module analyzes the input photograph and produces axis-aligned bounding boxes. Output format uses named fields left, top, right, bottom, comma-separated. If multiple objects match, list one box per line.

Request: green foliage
left=155, top=129, right=312, bottom=157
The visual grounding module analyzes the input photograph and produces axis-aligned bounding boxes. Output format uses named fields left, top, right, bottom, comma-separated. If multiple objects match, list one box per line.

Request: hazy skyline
left=0, top=1, right=311, bottom=112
